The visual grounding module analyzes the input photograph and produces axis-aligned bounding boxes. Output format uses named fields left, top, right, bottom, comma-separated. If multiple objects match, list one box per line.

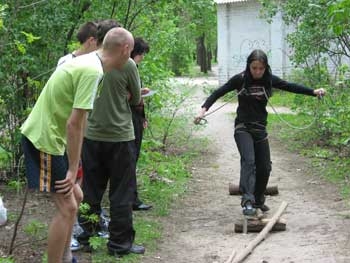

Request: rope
left=196, top=87, right=323, bottom=130
left=263, top=87, right=322, bottom=130
left=196, top=88, right=245, bottom=125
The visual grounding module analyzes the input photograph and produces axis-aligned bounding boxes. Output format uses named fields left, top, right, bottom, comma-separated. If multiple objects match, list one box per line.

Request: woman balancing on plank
left=195, top=49, right=325, bottom=216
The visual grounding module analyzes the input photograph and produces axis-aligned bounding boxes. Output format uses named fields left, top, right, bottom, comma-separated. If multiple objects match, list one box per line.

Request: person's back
left=22, top=52, right=103, bottom=155
left=85, top=58, right=141, bottom=142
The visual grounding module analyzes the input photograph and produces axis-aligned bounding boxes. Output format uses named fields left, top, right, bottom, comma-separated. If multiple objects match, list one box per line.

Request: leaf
left=21, top=31, right=41, bottom=44
left=14, top=40, right=26, bottom=54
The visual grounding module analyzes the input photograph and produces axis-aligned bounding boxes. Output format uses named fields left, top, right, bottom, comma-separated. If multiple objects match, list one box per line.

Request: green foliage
left=268, top=110, right=350, bottom=197
left=79, top=202, right=99, bottom=225
left=0, top=257, right=15, bottom=263
left=0, top=1, right=216, bottom=180
left=6, top=179, right=25, bottom=192
left=89, top=236, right=107, bottom=250
left=23, top=219, right=47, bottom=239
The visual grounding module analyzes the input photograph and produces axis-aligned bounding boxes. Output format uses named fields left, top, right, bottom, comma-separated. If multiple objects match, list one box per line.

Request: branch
left=8, top=188, right=29, bottom=255
left=110, top=1, right=117, bottom=18
left=63, top=2, right=92, bottom=54
left=123, top=0, right=133, bottom=29
left=127, top=0, right=157, bottom=30
left=231, top=201, right=288, bottom=263
left=18, top=0, right=49, bottom=9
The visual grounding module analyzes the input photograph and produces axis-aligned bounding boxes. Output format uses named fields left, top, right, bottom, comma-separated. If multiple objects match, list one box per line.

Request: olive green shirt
left=85, top=58, right=141, bottom=142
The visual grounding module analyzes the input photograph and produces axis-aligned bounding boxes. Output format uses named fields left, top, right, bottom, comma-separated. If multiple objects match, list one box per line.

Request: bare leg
left=48, top=192, right=78, bottom=263
left=62, top=184, right=83, bottom=262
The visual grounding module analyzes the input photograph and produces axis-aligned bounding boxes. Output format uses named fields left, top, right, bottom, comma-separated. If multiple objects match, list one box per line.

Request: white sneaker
left=97, top=231, right=109, bottom=239
left=70, top=237, right=81, bottom=251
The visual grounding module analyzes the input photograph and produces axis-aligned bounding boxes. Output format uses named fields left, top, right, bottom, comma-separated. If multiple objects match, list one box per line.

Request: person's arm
left=272, top=75, right=325, bottom=97
left=55, top=109, right=87, bottom=196
left=128, top=61, right=141, bottom=105
left=194, top=74, right=242, bottom=123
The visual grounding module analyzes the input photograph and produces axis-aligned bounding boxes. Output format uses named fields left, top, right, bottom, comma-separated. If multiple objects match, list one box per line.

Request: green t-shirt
left=21, top=52, right=104, bottom=155
left=85, top=58, right=141, bottom=142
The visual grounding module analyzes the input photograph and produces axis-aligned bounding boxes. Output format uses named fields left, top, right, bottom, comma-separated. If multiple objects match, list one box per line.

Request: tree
left=0, top=0, right=217, bottom=178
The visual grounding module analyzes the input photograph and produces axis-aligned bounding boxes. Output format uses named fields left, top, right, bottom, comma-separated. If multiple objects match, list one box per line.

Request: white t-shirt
left=57, top=53, right=76, bottom=67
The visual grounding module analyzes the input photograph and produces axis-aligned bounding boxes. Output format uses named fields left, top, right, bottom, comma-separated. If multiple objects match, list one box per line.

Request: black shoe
left=129, top=244, right=145, bottom=254
left=133, top=203, right=152, bottom=211
left=253, top=204, right=270, bottom=212
left=242, top=201, right=256, bottom=216
left=108, top=244, right=145, bottom=257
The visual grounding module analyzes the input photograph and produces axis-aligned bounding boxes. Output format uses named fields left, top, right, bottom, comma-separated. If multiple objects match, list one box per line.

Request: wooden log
left=228, top=183, right=279, bottom=196
left=234, top=218, right=287, bottom=233
left=231, top=201, right=288, bottom=263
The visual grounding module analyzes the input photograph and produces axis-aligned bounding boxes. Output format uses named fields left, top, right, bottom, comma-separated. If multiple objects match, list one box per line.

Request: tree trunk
left=196, top=33, right=207, bottom=73
left=207, top=48, right=212, bottom=71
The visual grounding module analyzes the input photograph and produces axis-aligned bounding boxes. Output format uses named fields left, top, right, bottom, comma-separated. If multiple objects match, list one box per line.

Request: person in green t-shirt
left=21, top=27, right=134, bottom=263
left=56, top=19, right=121, bottom=254
left=77, top=50, right=146, bottom=256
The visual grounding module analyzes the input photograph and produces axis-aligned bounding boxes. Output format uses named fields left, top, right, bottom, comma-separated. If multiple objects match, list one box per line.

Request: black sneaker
left=253, top=204, right=270, bottom=212
left=242, top=201, right=256, bottom=216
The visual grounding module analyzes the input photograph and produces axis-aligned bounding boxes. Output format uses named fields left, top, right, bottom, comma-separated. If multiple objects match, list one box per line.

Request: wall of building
left=216, top=0, right=291, bottom=85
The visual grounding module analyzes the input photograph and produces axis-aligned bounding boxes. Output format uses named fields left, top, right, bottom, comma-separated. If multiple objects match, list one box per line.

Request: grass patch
left=268, top=112, right=350, bottom=199
left=269, top=90, right=296, bottom=107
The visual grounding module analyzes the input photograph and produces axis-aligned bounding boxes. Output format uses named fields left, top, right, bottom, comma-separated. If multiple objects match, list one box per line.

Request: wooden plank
left=234, top=218, right=287, bottom=233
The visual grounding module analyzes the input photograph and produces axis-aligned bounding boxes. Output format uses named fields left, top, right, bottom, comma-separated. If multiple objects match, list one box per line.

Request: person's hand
left=141, top=87, right=150, bottom=96
left=55, top=170, right=76, bottom=197
left=313, top=88, right=326, bottom=98
left=194, top=107, right=207, bottom=125
left=127, top=92, right=132, bottom=101
left=143, top=120, right=148, bottom=129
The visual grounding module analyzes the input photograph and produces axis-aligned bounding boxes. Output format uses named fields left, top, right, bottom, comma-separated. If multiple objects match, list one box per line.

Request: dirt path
left=140, top=73, right=350, bottom=263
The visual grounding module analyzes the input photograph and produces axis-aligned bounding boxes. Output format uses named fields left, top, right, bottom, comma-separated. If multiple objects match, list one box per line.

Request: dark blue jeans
left=234, top=123, right=272, bottom=207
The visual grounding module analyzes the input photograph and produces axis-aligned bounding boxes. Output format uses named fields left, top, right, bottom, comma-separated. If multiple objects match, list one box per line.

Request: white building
left=215, top=0, right=292, bottom=85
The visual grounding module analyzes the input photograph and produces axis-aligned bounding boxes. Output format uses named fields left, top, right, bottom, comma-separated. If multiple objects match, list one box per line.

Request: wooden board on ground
left=229, top=183, right=279, bottom=196
left=234, top=217, right=287, bottom=233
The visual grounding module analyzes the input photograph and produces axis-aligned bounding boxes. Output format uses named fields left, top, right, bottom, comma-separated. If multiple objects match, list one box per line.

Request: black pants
left=79, top=138, right=136, bottom=254
left=131, top=111, right=144, bottom=207
left=234, top=123, right=272, bottom=207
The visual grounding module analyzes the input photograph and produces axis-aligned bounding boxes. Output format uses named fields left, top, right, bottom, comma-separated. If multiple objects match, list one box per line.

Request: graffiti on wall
left=231, top=39, right=271, bottom=66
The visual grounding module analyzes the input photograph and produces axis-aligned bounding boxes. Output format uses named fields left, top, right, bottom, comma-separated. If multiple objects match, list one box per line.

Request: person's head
left=245, top=49, right=271, bottom=80
left=130, top=37, right=150, bottom=64
left=76, top=21, right=98, bottom=52
left=102, top=27, right=134, bottom=70
left=96, top=19, right=120, bottom=47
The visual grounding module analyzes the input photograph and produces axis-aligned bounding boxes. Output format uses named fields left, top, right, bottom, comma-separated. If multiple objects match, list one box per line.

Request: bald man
left=21, top=27, right=134, bottom=263
left=77, top=33, right=145, bottom=258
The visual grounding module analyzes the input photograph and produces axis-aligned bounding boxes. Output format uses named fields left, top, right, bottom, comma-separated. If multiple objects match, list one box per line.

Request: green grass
left=268, top=111, right=350, bottom=199
left=269, top=90, right=296, bottom=107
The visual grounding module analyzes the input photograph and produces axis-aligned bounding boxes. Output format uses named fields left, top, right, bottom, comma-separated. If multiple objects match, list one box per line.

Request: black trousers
left=131, top=111, right=144, bottom=207
left=234, top=123, right=272, bottom=207
left=79, top=138, right=136, bottom=253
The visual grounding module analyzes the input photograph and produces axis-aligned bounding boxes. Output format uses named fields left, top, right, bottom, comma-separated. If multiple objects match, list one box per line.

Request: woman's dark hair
left=96, top=19, right=120, bottom=46
left=131, top=37, right=150, bottom=59
left=244, top=49, right=273, bottom=97
left=76, top=22, right=98, bottom=44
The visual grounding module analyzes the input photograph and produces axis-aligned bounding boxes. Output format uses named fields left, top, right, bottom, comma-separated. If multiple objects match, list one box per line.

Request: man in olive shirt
left=78, top=57, right=144, bottom=256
